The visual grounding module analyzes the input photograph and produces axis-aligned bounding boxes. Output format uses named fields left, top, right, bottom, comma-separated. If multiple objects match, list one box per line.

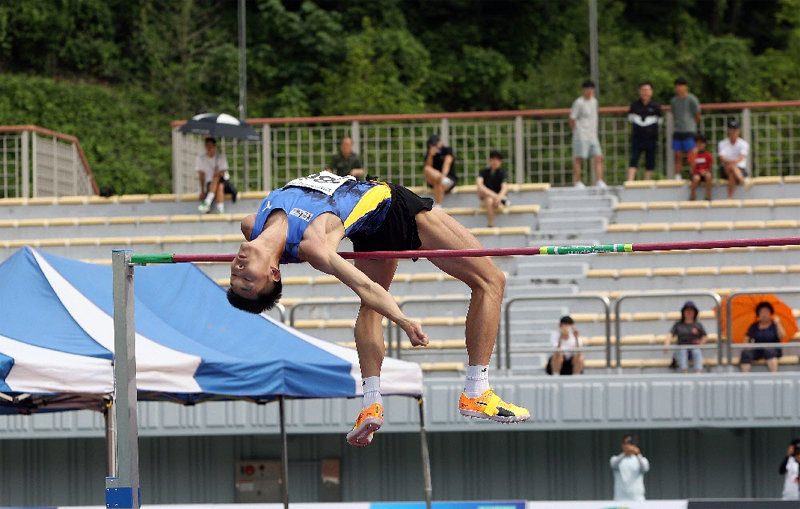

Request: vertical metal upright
left=278, top=397, right=289, bottom=509
left=589, top=0, right=599, bottom=98
left=106, top=250, right=141, bottom=508
left=418, top=397, right=432, bottom=509
left=238, top=0, right=249, bottom=190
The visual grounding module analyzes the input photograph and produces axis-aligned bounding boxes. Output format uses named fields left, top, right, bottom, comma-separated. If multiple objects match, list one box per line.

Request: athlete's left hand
left=402, top=320, right=429, bottom=347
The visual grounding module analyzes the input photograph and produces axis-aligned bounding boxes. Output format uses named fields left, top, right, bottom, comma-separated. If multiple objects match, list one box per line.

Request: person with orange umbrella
left=740, top=301, right=788, bottom=373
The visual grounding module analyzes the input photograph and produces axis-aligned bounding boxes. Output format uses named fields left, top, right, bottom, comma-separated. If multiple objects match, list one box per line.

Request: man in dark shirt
left=327, top=137, right=364, bottom=180
left=627, top=82, right=662, bottom=181
left=423, top=134, right=457, bottom=206
left=476, top=150, right=509, bottom=227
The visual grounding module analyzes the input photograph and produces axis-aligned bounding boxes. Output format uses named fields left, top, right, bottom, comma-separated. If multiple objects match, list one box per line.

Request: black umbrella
left=178, top=113, right=260, bottom=142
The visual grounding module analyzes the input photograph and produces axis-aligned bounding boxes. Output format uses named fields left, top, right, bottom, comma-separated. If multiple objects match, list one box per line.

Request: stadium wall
left=0, top=427, right=796, bottom=505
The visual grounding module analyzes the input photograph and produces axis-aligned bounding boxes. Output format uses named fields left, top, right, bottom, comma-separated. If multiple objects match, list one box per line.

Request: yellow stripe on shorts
left=343, top=183, right=392, bottom=230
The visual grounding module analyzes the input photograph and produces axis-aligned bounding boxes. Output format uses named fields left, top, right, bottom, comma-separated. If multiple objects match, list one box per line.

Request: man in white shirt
left=569, top=80, right=606, bottom=189
left=610, top=434, right=650, bottom=501
left=718, top=120, right=751, bottom=198
left=779, top=439, right=800, bottom=500
left=546, top=315, right=584, bottom=375
left=197, top=137, right=231, bottom=214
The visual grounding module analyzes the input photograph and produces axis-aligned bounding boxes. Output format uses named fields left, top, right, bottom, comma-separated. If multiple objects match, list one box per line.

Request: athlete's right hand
left=402, top=320, right=429, bottom=347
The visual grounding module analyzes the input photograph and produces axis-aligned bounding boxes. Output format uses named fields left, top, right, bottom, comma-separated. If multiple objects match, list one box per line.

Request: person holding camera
left=779, top=439, right=800, bottom=500
left=546, top=315, right=584, bottom=376
left=610, top=434, right=650, bottom=501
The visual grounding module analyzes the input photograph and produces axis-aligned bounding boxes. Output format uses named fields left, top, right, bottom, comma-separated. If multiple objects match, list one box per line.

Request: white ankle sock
left=362, top=376, right=382, bottom=408
left=464, top=364, right=489, bottom=398
left=203, top=193, right=214, bottom=205
left=216, top=202, right=224, bottom=213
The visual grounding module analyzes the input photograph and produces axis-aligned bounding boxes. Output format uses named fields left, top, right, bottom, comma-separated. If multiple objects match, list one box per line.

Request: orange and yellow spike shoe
left=346, top=403, right=384, bottom=447
left=459, top=388, right=530, bottom=423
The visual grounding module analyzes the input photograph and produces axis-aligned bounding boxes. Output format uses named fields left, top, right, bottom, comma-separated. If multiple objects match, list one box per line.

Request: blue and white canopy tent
left=0, top=247, right=429, bottom=506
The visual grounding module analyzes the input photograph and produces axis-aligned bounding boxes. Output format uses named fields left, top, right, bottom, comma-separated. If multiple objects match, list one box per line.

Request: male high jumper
left=227, top=171, right=529, bottom=446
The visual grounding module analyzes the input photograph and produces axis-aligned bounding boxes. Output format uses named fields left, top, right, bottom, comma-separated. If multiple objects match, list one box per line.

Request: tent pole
left=279, top=396, right=289, bottom=509
left=417, top=396, right=432, bottom=509
left=104, top=399, right=117, bottom=477
left=107, top=249, right=141, bottom=508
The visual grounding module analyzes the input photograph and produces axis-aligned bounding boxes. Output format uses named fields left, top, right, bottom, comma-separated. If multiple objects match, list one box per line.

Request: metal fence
left=172, top=101, right=800, bottom=193
left=0, top=126, right=97, bottom=198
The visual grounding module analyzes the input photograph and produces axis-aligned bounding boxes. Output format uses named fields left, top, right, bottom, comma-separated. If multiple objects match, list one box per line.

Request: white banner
left=527, top=501, right=687, bottom=509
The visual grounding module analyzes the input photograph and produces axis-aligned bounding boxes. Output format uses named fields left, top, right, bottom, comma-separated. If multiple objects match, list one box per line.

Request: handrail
left=724, top=288, right=800, bottom=369
left=0, top=124, right=98, bottom=195
left=614, top=291, right=722, bottom=372
left=171, top=100, right=800, bottom=127
left=271, top=302, right=286, bottom=324
left=504, top=294, right=612, bottom=371
left=396, top=296, right=471, bottom=362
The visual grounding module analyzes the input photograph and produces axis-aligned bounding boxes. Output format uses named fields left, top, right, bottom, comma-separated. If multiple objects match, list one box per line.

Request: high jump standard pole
left=107, top=249, right=141, bottom=508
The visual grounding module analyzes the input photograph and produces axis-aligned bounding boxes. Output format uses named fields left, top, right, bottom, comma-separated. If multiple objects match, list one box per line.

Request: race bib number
left=285, top=171, right=355, bottom=196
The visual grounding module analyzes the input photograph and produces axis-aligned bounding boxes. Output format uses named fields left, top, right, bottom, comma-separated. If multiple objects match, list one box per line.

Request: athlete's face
left=229, top=241, right=279, bottom=299
left=638, top=84, right=653, bottom=102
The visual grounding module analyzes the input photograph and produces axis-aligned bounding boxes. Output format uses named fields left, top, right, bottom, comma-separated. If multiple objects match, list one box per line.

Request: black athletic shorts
left=546, top=354, right=576, bottom=375
left=350, top=184, right=434, bottom=254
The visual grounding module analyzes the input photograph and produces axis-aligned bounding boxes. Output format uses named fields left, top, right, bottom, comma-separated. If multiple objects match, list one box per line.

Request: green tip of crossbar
left=130, top=254, right=175, bottom=264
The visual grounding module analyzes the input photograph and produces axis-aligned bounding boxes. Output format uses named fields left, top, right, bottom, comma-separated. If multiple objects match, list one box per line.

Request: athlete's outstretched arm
left=303, top=245, right=428, bottom=347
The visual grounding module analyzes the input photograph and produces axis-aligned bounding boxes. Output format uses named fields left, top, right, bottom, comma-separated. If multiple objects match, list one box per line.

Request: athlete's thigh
left=354, top=258, right=398, bottom=290
left=416, top=209, right=499, bottom=285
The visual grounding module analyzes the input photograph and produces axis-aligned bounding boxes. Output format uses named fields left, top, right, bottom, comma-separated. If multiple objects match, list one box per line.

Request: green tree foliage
left=319, top=19, right=428, bottom=114
left=0, top=0, right=798, bottom=193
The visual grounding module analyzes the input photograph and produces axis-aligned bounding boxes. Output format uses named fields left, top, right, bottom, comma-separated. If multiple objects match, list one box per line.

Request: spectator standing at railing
left=626, top=81, right=662, bottom=181
left=779, top=438, right=800, bottom=500
left=665, top=300, right=707, bottom=374
left=740, top=301, right=786, bottom=373
left=476, top=150, right=509, bottom=227
left=669, top=77, right=701, bottom=177
left=423, top=134, right=457, bottom=207
left=197, top=137, right=234, bottom=214
left=718, top=120, right=752, bottom=198
left=610, top=434, right=650, bottom=501
left=327, top=137, right=364, bottom=181
left=546, top=315, right=584, bottom=375
left=688, top=134, right=714, bottom=201
left=569, top=80, right=606, bottom=188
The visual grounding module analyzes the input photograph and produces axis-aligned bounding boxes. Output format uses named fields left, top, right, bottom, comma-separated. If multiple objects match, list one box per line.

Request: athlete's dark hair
left=227, top=280, right=283, bottom=314
left=638, top=81, right=653, bottom=88
left=755, top=301, right=774, bottom=316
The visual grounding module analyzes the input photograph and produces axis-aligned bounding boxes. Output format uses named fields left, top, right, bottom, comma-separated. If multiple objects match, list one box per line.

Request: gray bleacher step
left=615, top=181, right=793, bottom=202
left=515, top=262, right=588, bottom=278
left=537, top=216, right=608, bottom=232
left=0, top=198, right=265, bottom=220
left=503, top=284, right=578, bottom=298
left=504, top=353, right=548, bottom=371
left=507, top=273, right=579, bottom=286
left=612, top=206, right=799, bottom=224
left=539, top=207, right=613, bottom=220
left=528, top=229, right=605, bottom=242
left=546, top=194, right=618, bottom=210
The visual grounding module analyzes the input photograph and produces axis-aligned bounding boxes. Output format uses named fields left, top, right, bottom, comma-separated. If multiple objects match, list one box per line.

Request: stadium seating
left=1, top=176, right=798, bottom=375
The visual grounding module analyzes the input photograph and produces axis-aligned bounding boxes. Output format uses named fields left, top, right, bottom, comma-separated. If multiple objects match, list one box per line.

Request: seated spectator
left=327, top=136, right=364, bottom=181
left=665, top=301, right=707, bottom=374
left=546, top=315, right=584, bottom=376
left=476, top=150, right=509, bottom=227
left=688, top=134, right=713, bottom=201
left=718, top=120, right=751, bottom=198
left=740, top=301, right=787, bottom=373
left=423, top=135, right=457, bottom=207
left=197, top=137, right=235, bottom=214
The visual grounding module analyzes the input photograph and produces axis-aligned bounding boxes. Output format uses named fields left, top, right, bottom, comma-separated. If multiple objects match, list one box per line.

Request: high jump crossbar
left=129, top=236, right=800, bottom=264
